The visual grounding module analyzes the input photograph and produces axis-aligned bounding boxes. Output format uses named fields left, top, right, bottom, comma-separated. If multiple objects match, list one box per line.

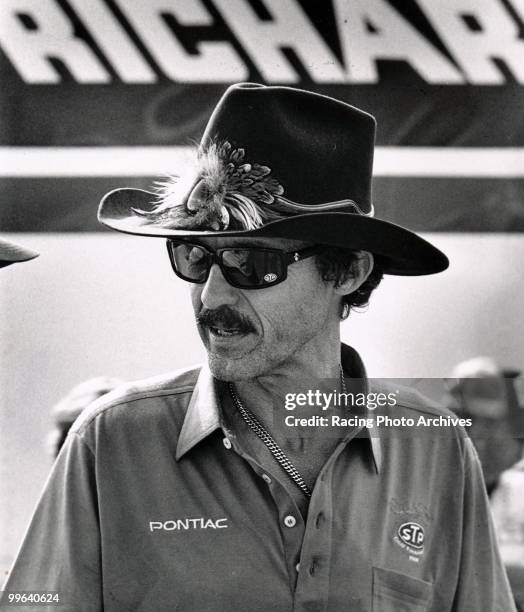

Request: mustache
left=197, top=306, right=256, bottom=333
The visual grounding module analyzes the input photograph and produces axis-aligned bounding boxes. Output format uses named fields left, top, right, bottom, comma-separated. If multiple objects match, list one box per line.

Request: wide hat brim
left=99, top=188, right=448, bottom=276
left=0, top=237, right=39, bottom=269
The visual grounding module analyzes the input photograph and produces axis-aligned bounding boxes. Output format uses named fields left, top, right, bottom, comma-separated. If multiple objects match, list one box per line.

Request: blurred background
left=1, top=0, right=523, bottom=602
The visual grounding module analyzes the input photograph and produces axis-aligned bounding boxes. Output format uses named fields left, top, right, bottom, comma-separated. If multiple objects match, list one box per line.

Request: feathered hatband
left=132, top=140, right=372, bottom=231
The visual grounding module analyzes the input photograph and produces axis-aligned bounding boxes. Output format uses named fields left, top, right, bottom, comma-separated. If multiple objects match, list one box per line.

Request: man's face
left=189, top=237, right=339, bottom=381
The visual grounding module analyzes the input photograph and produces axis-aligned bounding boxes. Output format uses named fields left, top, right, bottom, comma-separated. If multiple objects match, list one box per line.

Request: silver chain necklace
left=228, top=365, right=347, bottom=498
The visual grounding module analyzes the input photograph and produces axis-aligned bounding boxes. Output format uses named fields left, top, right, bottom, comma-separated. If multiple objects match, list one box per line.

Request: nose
left=199, top=263, right=239, bottom=310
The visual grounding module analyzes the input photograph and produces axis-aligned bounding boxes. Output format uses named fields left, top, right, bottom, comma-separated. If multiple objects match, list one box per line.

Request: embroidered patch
left=149, top=517, right=228, bottom=531
left=393, top=522, right=425, bottom=562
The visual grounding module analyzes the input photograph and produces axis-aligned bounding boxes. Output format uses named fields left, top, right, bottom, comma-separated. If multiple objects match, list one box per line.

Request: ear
left=333, top=251, right=374, bottom=297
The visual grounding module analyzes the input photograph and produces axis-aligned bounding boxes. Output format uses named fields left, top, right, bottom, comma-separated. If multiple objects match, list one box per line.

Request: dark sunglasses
left=166, top=240, right=321, bottom=289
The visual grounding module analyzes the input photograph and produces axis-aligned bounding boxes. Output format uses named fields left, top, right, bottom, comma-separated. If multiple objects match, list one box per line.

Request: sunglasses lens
left=221, top=249, right=285, bottom=287
left=170, top=243, right=210, bottom=282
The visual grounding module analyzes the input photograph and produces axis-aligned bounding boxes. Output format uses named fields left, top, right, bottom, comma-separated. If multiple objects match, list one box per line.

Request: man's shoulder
left=70, top=365, right=201, bottom=435
left=371, top=378, right=456, bottom=419
left=370, top=379, right=471, bottom=464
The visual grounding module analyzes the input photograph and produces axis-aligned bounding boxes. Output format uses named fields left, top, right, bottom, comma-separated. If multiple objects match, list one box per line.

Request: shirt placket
left=224, top=430, right=306, bottom=596
left=222, top=423, right=368, bottom=612
left=292, top=446, right=344, bottom=612
left=293, top=428, right=367, bottom=612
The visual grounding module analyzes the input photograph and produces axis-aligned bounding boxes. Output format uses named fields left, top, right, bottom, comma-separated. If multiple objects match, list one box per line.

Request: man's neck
left=217, top=339, right=369, bottom=503
left=223, top=338, right=351, bottom=475
left=235, top=338, right=341, bottom=420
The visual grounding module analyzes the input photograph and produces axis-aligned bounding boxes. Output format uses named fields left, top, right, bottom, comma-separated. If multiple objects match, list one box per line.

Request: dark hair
left=314, top=246, right=384, bottom=319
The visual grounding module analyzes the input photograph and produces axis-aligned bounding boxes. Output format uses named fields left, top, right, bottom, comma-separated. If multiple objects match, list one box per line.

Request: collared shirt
left=2, top=346, right=515, bottom=611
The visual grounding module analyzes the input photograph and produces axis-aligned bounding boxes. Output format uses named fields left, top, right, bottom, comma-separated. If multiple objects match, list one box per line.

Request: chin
left=206, top=353, right=266, bottom=382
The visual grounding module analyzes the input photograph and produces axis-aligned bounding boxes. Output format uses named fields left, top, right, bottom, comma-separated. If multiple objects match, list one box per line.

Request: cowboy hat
left=98, top=83, right=448, bottom=276
left=0, top=237, right=39, bottom=269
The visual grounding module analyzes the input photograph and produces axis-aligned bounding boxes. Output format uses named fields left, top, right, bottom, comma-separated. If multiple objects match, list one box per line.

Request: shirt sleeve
left=452, top=437, right=517, bottom=612
left=1, top=432, right=101, bottom=612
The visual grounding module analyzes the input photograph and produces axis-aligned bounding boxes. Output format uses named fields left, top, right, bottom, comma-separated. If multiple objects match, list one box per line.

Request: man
left=447, top=356, right=524, bottom=496
left=3, top=84, right=515, bottom=611
left=0, top=237, right=38, bottom=269
left=491, top=457, right=524, bottom=611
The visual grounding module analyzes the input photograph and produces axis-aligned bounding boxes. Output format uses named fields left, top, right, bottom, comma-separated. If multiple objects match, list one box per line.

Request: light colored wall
left=1, top=232, right=523, bottom=570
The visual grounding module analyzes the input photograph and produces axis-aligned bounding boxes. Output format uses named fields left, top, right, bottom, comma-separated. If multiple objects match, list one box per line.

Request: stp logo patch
left=398, top=522, right=425, bottom=550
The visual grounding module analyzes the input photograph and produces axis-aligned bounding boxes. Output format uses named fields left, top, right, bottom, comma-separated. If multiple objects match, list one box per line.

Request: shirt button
left=295, top=563, right=300, bottom=573
left=284, top=515, right=297, bottom=528
left=222, top=437, right=232, bottom=449
left=261, top=473, right=272, bottom=484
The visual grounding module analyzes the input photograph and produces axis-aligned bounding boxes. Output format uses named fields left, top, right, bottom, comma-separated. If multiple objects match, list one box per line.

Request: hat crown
left=97, top=83, right=449, bottom=276
left=199, top=83, right=376, bottom=213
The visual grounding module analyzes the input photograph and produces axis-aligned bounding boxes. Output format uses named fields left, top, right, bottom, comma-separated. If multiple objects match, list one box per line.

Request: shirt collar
left=175, top=363, right=221, bottom=461
left=176, top=344, right=382, bottom=472
left=340, top=343, right=382, bottom=473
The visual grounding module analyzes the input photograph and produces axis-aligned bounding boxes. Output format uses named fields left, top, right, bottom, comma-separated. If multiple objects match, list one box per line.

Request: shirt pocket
left=372, top=566, right=433, bottom=612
